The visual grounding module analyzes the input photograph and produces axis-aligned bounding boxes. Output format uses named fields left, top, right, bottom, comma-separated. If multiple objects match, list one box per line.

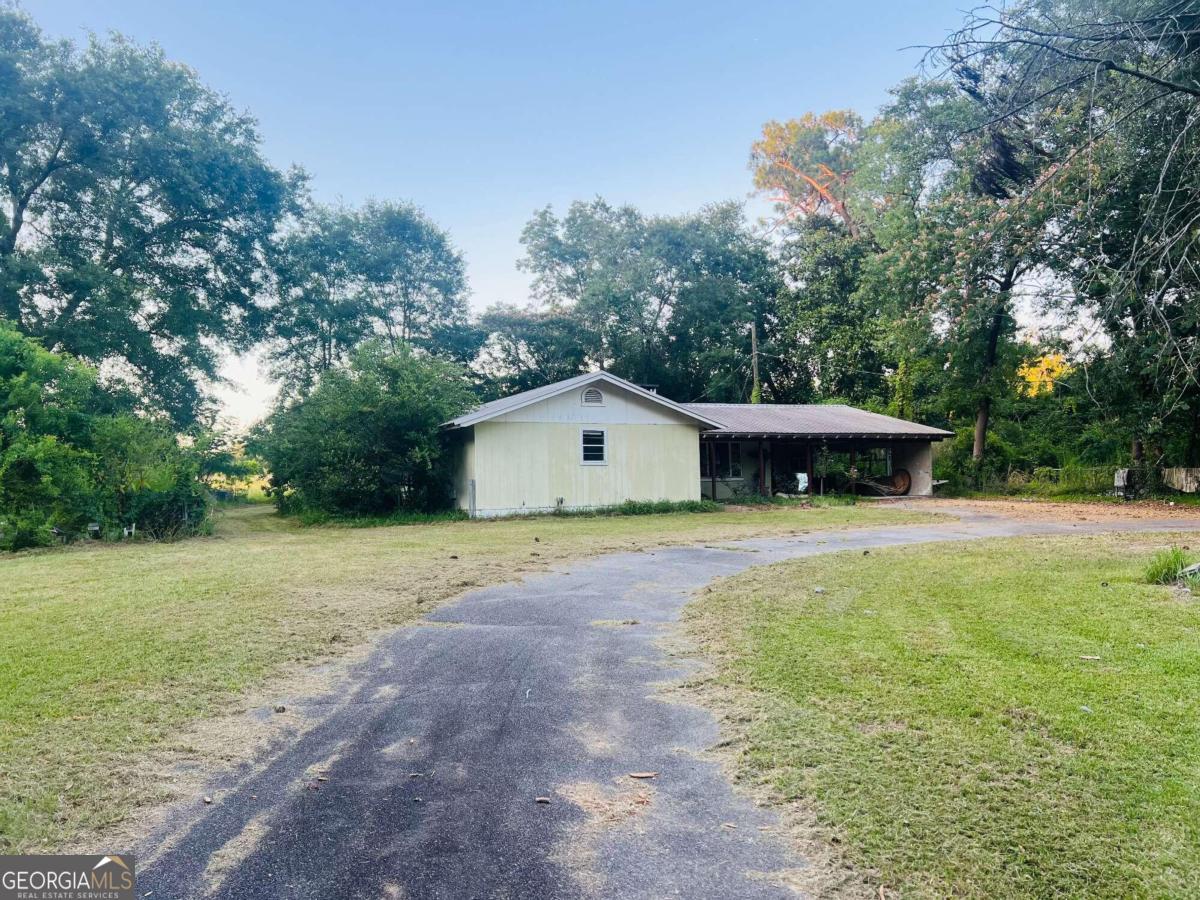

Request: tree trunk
left=972, top=396, right=991, bottom=462
left=971, top=309, right=1004, bottom=461
left=971, top=264, right=1018, bottom=463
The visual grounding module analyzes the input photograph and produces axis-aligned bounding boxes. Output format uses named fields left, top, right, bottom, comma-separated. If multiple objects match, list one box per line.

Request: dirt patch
left=919, top=497, right=1200, bottom=524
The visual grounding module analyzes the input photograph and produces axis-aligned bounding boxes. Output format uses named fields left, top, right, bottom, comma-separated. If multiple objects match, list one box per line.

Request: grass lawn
left=683, top=533, right=1200, bottom=898
left=0, top=500, right=935, bottom=853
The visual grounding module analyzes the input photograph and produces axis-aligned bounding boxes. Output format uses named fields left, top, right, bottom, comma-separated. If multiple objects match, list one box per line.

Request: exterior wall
left=699, top=440, right=769, bottom=500
left=892, top=441, right=934, bottom=496
left=465, top=384, right=703, bottom=516
left=451, top=428, right=475, bottom=514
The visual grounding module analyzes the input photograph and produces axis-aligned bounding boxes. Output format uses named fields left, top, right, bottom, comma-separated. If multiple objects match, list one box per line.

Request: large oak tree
left=0, top=7, right=297, bottom=422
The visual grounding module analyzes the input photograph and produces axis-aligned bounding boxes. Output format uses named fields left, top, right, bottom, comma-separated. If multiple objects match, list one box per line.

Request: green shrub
left=252, top=343, right=476, bottom=517
left=1145, top=547, right=1191, bottom=585
left=0, top=322, right=211, bottom=549
left=552, top=499, right=721, bottom=518
left=296, top=508, right=470, bottom=528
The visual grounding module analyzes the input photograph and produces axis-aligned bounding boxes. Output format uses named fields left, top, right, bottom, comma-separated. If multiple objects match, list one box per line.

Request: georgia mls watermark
left=0, top=856, right=136, bottom=900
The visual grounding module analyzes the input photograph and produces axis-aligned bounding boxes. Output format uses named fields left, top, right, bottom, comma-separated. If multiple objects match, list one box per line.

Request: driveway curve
left=136, top=509, right=1197, bottom=899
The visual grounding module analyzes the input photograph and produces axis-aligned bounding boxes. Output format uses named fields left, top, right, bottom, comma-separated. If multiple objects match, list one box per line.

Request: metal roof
left=684, top=403, right=953, bottom=440
left=443, top=372, right=724, bottom=429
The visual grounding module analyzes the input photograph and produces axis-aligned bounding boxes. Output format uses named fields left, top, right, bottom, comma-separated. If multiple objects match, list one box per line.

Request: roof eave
left=443, top=371, right=724, bottom=430
left=700, top=430, right=953, bottom=441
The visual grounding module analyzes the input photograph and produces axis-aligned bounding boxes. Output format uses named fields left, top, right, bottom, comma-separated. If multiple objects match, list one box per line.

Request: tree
left=0, top=7, right=297, bottom=422
left=252, top=344, right=476, bottom=515
left=356, top=200, right=474, bottom=356
left=267, top=201, right=477, bottom=396
left=476, top=304, right=587, bottom=395
left=750, top=111, right=865, bottom=234
left=265, top=206, right=373, bottom=396
left=775, top=217, right=887, bottom=405
left=0, top=320, right=208, bottom=547
left=852, top=79, right=1055, bottom=463
left=516, top=199, right=780, bottom=402
left=929, top=0, right=1200, bottom=462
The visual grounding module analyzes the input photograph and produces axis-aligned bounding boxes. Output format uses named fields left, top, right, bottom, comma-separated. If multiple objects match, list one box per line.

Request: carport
left=682, top=403, right=954, bottom=500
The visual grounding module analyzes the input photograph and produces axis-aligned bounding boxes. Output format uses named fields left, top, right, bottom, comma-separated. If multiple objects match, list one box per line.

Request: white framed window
left=581, top=428, right=607, bottom=465
left=581, top=387, right=605, bottom=406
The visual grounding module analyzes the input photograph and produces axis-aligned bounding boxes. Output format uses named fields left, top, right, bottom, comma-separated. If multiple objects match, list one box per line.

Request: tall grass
left=294, top=498, right=721, bottom=527
left=552, top=498, right=721, bottom=518
left=1145, top=547, right=1192, bottom=584
left=719, top=493, right=857, bottom=507
left=296, top=508, right=471, bottom=528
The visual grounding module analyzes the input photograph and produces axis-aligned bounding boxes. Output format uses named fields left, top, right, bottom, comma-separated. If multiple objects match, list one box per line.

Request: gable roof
left=443, top=372, right=725, bottom=429
left=684, top=403, right=953, bottom=440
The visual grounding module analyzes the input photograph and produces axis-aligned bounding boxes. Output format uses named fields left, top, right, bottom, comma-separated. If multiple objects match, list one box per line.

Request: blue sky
left=25, top=0, right=970, bottom=420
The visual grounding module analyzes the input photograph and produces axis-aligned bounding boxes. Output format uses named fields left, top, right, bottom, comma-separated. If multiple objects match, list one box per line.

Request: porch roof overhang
left=698, top=432, right=940, bottom=441
left=686, top=403, right=953, bottom=442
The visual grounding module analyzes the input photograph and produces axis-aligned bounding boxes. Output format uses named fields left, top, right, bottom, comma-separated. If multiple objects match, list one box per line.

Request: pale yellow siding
left=451, top=430, right=475, bottom=513
left=471, top=417, right=701, bottom=516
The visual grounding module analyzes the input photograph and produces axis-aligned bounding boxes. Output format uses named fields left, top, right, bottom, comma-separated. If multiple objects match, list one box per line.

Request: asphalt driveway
left=135, top=511, right=1192, bottom=899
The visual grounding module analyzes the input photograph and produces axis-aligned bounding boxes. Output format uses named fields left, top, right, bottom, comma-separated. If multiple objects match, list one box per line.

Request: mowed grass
left=0, top=501, right=935, bottom=852
left=683, top=533, right=1200, bottom=898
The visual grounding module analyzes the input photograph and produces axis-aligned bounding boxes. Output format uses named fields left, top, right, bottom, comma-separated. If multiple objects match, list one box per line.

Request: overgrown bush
left=252, top=343, right=476, bottom=517
left=0, top=323, right=210, bottom=550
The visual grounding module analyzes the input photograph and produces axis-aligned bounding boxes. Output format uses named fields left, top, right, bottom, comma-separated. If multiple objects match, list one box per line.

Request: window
left=581, top=429, right=606, bottom=464
left=699, top=443, right=741, bottom=479
left=582, top=387, right=604, bottom=405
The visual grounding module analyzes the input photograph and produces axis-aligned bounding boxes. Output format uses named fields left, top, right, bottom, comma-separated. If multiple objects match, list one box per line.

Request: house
left=443, top=371, right=952, bottom=517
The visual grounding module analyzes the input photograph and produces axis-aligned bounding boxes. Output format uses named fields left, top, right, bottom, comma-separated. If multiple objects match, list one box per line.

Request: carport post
left=708, top=441, right=717, bottom=501
left=805, top=444, right=814, bottom=496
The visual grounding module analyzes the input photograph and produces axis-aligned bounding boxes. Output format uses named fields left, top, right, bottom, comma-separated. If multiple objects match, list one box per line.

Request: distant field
left=0, top=501, right=936, bottom=852
left=684, top=532, right=1200, bottom=898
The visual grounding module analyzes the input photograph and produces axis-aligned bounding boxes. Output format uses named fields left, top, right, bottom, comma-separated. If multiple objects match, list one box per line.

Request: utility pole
left=750, top=321, right=761, bottom=403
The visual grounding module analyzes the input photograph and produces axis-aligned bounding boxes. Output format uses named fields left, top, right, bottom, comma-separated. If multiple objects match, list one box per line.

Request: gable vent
left=582, top=387, right=604, bottom=405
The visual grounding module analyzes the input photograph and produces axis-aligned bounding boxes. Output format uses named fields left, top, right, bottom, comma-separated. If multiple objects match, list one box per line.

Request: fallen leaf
left=535, top=796, right=552, bottom=804
left=628, top=772, right=658, bottom=779
left=721, top=822, right=737, bottom=829
left=203, top=796, right=213, bottom=804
